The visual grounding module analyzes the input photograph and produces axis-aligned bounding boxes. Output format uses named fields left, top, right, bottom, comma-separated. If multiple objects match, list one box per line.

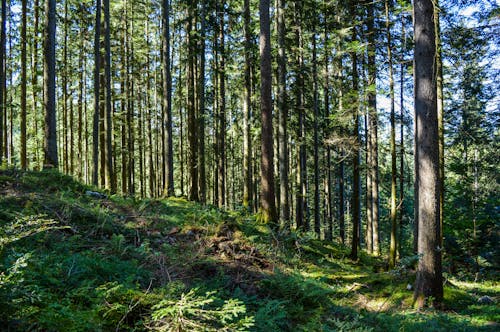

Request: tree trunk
left=104, top=0, right=115, bottom=192
left=43, top=0, right=58, bottom=168
left=259, top=0, right=278, bottom=225
left=92, top=0, right=101, bottom=185
left=413, top=0, right=443, bottom=308
left=20, top=0, right=27, bottom=169
left=312, top=25, right=321, bottom=238
left=0, top=0, right=5, bottom=165
left=243, top=0, right=253, bottom=211
left=277, top=0, right=289, bottom=225
left=295, top=0, right=307, bottom=230
left=367, top=0, right=380, bottom=256
left=350, top=0, right=360, bottom=260
left=162, top=0, right=174, bottom=197
left=198, top=0, right=207, bottom=203
left=386, top=0, right=397, bottom=269
left=187, top=2, right=198, bottom=202
left=217, top=3, right=226, bottom=208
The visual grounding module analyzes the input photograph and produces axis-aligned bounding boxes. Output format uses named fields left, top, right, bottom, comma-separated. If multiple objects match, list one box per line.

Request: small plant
left=149, top=288, right=254, bottom=331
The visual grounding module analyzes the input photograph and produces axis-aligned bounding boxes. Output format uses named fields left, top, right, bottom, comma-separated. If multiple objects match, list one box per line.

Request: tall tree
left=350, top=0, right=360, bottom=260
left=187, top=0, right=198, bottom=202
left=162, top=0, right=174, bottom=196
left=104, top=0, right=115, bottom=192
left=386, top=0, right=398, bottom=269
left=367, top=0, right=380, bottom=255
left=413, top=0, right=443, bottom=308
left=242, top=0, right=253, bottom=210
left=259, top=0, right=278, bottom=225
left=312, top=18, right=321, bottom=238
left=92, top=0, right=101, bottom=185
left=20, top=0, right=27, bottom=169
left=43, top=0, right=58, bottom=168
left=0, top=0, right=4, bottom=165
left=198, top=0, right=207, bottom=203
left=295, top=0, right=307, bottom=230
left=217, top=2, right=226, bottom=208
left=277, top=0, right=289, bottom=224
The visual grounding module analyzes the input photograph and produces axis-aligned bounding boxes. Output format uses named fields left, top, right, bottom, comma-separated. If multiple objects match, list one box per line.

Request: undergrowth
left=0, top=169, right=498, bottom=331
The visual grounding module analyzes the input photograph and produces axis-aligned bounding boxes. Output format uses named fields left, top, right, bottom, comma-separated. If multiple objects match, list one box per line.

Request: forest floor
left=0, top=169, right=498, bottom=331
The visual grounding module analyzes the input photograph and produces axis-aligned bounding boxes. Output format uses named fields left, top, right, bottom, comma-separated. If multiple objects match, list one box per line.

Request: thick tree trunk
left=413, top=0, right=443, bottom=308
left=43, top=0, right=58, bottom=168
left=259, top=0, right=278, bottom=225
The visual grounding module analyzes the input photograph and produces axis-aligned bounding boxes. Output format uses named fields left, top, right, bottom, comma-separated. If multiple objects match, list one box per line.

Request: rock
left=478, top=296, right=494, bottom=305
left=85, top=190, right=107, bottom=199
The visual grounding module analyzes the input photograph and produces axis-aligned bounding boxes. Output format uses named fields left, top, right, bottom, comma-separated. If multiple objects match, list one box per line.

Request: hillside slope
left=0, top=169, right=498, bottom=331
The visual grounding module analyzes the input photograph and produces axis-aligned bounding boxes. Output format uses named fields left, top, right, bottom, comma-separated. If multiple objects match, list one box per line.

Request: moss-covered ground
left=0, top=169, right=498, bottom=331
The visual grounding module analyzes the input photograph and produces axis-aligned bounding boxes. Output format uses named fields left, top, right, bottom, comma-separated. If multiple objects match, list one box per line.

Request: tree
left=277, top=0, right=289, bottom=225
left=104, top=0, right=115, bottom=192
left=259, top=0, right=278, bottom=225
left=92, top=0, right=101, bottom=185
left=187, top=0, right=198, bottom=202
left=350, top=0, right=360, bottom=260
left=20, top=0, right=27, bottom=169
left=43, top=0, right=58, bottom=168
left=242, top=0, right=253, bottom=211
left=386, top=0, right=398, bottom=269
left=162, top=0, right=174, bottom=197
left=366, top=0, right=380, bottom=256
left=0, top=0, right=4, bottom=165
left=413, top=0, right=443, bottom=308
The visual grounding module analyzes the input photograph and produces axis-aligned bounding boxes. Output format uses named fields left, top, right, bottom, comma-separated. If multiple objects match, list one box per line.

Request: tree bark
left=20, top=0, right=27, bottom=169
left=104, top=0, right=115, bottom=192
left=367, top=0, right=380, bottom=256
left=277, top=0, right=289, bottom=225
left=217, top=3, right=226, bottom=208
left=0, top=0, right=5, bottom=165
left=198, top=0, right=207, bottom=203
left=92, top=0, right=101, bottom=185
left=386, top=0, right=398, bottom=269
left=413, top=0, right=443, bottom=308
left=312, top=25, right=321, bottom=238
left=162, top=0, right=174, bottom=197
left=43, top=0, right=58, bottom=168
left=187, top=2, right=198, bottom=202
left=243, top=0, right=253, bottom=211
left=259, top=0, right=278, bottom=225
left=350, top=0, right=360, bottom=260
left=295, top=0, right=307, bottom=230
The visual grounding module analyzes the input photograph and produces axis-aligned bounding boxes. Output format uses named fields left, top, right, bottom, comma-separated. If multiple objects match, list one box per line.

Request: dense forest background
left=0, top=0, right=499, bottom=328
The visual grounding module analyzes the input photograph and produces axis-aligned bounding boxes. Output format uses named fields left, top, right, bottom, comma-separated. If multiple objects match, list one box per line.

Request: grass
left=0, top=168, right=498, bottom=331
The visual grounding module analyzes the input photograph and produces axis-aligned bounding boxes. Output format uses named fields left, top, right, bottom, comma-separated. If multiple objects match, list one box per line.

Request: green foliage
left=149, top=288, right=254, bottom=331
left=0, top=170, right=498, bottom=331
